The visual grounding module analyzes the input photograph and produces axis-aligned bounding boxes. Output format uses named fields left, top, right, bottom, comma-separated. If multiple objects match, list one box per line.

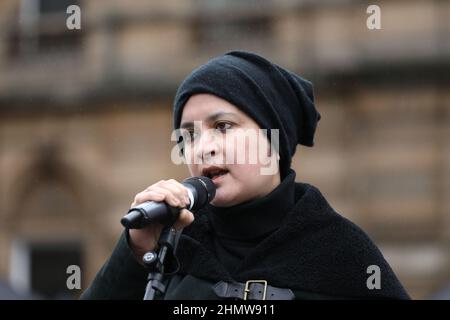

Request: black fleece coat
left=81, top=181, right=410, bottom=300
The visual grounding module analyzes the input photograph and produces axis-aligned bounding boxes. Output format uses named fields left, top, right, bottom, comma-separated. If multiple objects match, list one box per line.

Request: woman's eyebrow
left=180, top=112, right=239, bottom=128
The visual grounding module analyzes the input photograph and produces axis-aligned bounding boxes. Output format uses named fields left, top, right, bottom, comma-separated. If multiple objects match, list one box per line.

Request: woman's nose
left=196, top=129, right=219, bottom=163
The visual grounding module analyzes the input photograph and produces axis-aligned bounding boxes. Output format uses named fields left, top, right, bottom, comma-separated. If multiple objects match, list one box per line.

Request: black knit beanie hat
left=173, top=50, right=321, bottom=179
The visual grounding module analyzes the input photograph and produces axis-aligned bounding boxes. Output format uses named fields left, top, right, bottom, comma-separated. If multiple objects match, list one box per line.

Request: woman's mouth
left=202, top=167, right=229, bottom=184
left=211, top=171, right=228, bottom=184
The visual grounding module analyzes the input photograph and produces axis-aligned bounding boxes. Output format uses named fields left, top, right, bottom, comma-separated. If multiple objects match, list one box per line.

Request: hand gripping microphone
left=120, top=176, right=216, bottom=229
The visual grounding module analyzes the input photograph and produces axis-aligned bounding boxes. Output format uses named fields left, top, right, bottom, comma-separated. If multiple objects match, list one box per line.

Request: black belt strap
left=213, top=280, right=295, bottom=300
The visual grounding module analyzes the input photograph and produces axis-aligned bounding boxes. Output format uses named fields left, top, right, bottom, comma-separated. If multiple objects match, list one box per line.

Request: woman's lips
left=211, top=172, right=228, bottom=184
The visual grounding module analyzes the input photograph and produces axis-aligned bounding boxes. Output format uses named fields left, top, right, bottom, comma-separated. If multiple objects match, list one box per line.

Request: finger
left=173, top=209, right=194, bottom=231
left=158, top=179, right=189, bottom=205
left=132, top=190, right=165, bottom=207
left=146, top=180, right=190, bottom=206
left=156, top=181, right=184, bottom=201
left=149, top=186, right=182, bottom=208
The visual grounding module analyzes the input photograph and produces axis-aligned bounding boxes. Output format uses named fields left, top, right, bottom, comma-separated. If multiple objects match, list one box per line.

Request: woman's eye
left=215, top=122, right=232, bottom=133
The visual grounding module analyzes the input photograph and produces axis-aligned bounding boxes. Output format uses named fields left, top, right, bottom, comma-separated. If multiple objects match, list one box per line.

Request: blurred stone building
left=0, top=0, right=449, bottom=299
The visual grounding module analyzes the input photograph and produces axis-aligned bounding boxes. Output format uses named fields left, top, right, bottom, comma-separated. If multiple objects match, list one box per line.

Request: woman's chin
left=210, top=197, right=226, bottom=207
left=210, top=192, right=236, bottom=207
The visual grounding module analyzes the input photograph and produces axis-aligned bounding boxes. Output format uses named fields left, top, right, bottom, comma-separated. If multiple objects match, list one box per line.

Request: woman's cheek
left=222, top=173, right=241, bottom=199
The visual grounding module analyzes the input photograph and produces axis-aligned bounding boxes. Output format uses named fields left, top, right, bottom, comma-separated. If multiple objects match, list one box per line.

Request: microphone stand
left=142, top=226, right=180, bottom=300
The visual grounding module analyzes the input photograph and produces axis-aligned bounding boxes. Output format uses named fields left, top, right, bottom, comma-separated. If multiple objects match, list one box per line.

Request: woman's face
left=180, top=93, right=280, bottom=207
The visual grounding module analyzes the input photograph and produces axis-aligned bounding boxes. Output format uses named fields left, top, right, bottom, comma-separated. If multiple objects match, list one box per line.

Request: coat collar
left=176, top=181, right=410, bottom=299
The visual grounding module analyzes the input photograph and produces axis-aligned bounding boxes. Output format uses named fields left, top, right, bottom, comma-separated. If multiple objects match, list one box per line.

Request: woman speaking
left=81, top=51, right=410, bottom=300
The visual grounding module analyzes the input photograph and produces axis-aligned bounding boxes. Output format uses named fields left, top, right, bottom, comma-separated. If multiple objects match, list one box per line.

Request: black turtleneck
left=207, top=169, right=297, bottom=274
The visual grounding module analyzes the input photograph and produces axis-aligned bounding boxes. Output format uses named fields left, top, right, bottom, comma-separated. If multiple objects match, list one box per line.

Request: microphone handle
left=120, top=181, right=198, bottom=229
left=121, top=201, right=180, bottom=229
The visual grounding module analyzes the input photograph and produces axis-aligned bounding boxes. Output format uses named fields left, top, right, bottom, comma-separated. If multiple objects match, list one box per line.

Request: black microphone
left=121, top=176, right=216, bottom=229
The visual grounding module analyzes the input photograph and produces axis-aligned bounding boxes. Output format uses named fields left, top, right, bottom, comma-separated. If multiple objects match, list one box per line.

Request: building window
left=10, top=240, right=82, bottom=299
left=193, top=0, right=273, bottom=50
left=9, top=0, right=83, bottom=59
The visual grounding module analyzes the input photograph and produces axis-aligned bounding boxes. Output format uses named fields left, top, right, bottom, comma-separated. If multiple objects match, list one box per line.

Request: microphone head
left=182, top=176, right=216, bottom=211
